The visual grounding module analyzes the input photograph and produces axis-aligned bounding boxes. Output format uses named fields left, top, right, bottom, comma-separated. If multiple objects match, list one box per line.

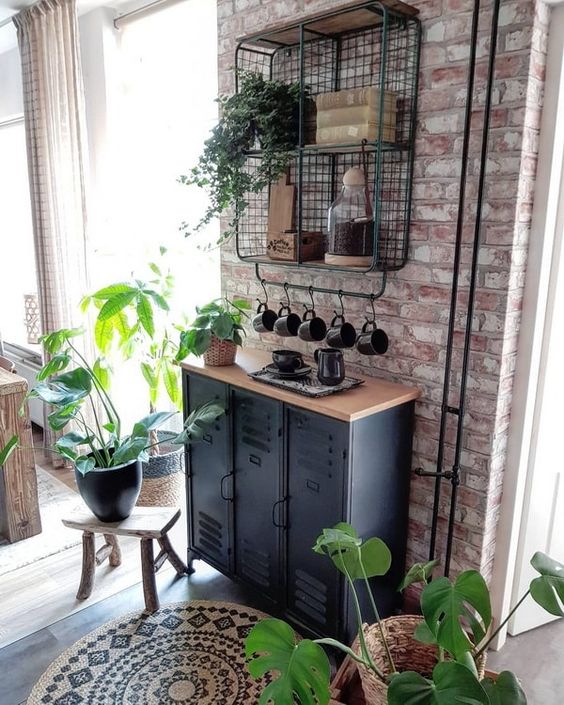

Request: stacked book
left=314, top=87, right=397, bottom=145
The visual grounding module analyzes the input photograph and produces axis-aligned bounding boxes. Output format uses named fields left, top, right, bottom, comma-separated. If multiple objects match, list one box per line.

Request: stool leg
left=104, top=534, right=122, bottom=567
left=158, top=533, right=189, bottom=576
left=77, top=531, right=96, bottom=600
left=141, top=538, right=159, bottom=612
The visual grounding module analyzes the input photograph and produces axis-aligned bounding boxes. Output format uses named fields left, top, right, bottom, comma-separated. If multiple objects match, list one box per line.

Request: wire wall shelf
left=234, top=0, right=421, bottom=280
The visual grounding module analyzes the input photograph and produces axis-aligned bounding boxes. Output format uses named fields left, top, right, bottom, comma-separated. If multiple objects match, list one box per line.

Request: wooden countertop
left=181, top=348, right=420, bottom=422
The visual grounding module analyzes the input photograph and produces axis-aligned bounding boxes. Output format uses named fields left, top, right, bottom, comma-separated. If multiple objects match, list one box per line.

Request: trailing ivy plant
left=179, top=71, right=301, bottom=248
left=1, top=327, right=225, bottom=475
left=245, top=522, right=564, bottom=705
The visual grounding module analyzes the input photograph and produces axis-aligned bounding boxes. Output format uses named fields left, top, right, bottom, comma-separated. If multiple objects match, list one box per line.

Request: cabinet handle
left=249, top=454, right=261, bottom=467
left=202, top=433, right=213, bottom=445
left=220, top=473, right=233, bottom=501
left=272, top=499, right=286, bottom=528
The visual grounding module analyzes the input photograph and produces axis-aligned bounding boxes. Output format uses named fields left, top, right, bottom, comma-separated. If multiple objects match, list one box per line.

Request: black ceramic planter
left=75, top=459, right=142, bottom=522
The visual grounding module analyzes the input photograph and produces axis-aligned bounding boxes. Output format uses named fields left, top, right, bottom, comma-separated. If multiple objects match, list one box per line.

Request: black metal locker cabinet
left=185, top=374, right=232, bottom=571
left=232, top=389, right=283, bottom=601
left=285, top=407, right=348, bottom=637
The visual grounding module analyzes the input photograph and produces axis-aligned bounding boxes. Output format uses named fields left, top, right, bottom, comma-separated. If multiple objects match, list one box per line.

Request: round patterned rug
left=27, top=601, right=272, bottom=705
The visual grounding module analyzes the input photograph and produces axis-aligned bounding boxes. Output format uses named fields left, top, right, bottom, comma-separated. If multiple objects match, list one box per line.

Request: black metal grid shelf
left=234, top=0, right=421, bottom=276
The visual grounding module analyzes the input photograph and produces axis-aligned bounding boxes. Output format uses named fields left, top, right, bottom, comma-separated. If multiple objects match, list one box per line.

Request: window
left=0, top=117, right=40, bottom=356
left=90, top=0, right=221, bottom=317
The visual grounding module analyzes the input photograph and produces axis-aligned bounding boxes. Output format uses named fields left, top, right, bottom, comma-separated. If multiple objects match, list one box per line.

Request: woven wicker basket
left=345, top=616, right=487, bottom=705
left=137, top=433, right=184, bottom=507
left=203, top=336, right=237, bottom=366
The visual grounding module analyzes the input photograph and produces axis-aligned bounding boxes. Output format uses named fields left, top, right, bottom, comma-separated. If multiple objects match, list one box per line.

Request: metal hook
left=281, top=282, right=291, bottom=309
left=303, top=285, right=315, bottom=314
left=333, top=290, right=345, bottom=320
left=368, top=293, right=377, bottom=324
left=256, top=278, right=268, bottom=307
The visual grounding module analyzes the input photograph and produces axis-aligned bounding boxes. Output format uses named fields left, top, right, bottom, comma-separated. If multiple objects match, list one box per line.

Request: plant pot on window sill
left=203, top=336, right=237, bottom=366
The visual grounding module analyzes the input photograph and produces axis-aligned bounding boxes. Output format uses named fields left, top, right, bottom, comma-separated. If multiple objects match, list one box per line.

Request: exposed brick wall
left=217, top=0, right=550, bottom=578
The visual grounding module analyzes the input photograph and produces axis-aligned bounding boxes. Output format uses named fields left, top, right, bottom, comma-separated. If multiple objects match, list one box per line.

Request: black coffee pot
left=314, top=348, right=345, bottom=386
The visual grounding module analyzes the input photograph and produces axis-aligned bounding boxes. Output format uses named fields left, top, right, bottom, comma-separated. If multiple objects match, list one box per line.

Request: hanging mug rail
left=254, top=263, right=387, bottom=301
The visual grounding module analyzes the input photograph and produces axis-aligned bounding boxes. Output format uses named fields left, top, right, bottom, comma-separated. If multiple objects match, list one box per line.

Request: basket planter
left=137, top=432, right=184, bottom=508
left=203, top=336, right=237, bottom=366
left=334, top=615, right=487, bottom=705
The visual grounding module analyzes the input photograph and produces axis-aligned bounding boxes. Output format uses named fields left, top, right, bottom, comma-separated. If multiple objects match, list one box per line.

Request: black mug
left=274, top=305, right=301, bottom=337
left=298, top=309, right=327, bottom=342
left=326, top=314, right=357, bottom=349
left=272, top=349, right=303, bottom=372
left=252, top=302, right=278, bottom=333
left=356, top=320, right=389, bottom=355
left=314, top=348, right=345, bottom=386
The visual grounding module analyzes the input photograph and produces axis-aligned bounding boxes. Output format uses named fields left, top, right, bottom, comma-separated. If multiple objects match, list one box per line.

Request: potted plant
left=245, top=523, right=564, bottom=705
left=3, top=327, right=225, bottom=522
left=178, top=297, right=250, bottom=366
left=179, top=71, right=301, bottom=248
left=82, top=250, right=194, bottom=506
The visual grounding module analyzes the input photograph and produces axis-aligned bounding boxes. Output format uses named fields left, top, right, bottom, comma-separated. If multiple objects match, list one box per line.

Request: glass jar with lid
left=326, top=166, right=374, bottom=267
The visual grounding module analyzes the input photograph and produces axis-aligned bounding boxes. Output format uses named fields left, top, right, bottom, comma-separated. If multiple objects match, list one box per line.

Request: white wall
left=0, top=46, right=23, bottom=120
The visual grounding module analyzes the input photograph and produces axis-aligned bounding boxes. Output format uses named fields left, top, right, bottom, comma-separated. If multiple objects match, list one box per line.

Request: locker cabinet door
left=185, top=373, right=231, bottom=571
left=286, top=407, right=347, bottom=635
left=233, top=389, right=282, bottom=601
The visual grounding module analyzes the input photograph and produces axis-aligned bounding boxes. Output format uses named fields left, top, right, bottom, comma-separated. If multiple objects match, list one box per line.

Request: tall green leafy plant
left=3, top=327, right=225, bottom=474
left=179, top=71, right=301, bottom=248
left=245, top=523, right=564, bottom=705
left=82, top=250, right=188, bottom=453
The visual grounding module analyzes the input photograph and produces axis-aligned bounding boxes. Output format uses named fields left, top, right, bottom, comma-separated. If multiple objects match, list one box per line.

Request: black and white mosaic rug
left=27, top=601, right=272, bottom=705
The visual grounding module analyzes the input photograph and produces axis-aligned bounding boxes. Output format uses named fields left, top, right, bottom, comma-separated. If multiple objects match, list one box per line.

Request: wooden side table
left=0, top=368, right=41, bottom=542
left=63, top=507, right=189, bottom=612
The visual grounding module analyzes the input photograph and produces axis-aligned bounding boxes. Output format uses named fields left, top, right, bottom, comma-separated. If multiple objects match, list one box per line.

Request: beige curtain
left=14, top=0, right=90, bottom=462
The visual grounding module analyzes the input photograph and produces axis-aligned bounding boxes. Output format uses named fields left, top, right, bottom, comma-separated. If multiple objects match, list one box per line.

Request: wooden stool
left=62, top=507, right=188, bottom=612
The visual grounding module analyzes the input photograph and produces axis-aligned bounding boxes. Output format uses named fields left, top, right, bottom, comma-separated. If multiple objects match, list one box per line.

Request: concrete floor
left=0, top=559, right=561, bottom=705
left=488, top=618, right=564, bottom=704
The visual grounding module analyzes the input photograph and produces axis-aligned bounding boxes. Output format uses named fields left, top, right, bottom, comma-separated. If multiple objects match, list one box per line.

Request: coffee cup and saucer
left=265, top=350, right=312, bottom=379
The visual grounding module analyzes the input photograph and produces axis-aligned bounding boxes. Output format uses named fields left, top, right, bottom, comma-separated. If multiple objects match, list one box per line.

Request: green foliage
left=529, top=551, right=564, bottom=616
left=399, top=559, right=440, bottom=592
left=171, top=401, right=225, bottom=445
left=420, top=570, right=492, bottom=661
left=481, top=671, right=527, bottom=705
left=313, top=523, right=392, bottom=580
left=388, top=662, right=490, bottom=705
left=84, top=251, right=188, bottom=417
left=179, top=71, right=301, bottom=247
left=0, top=435, right=18, bottom=466
left=245, top=618, right=330, bottom=705
left=178, top=298, right=250, bottom=357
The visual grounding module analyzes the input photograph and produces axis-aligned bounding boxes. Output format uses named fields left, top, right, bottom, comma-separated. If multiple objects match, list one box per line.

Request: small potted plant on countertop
left=178, top=297, right=250, bottom=366
left=2, top=327, right=224, bottom=523
left=82, top=249, right=194, bottom=506
left=245, top=523, right=564, bottom=705
left=179, top=71, right=301, bottom=248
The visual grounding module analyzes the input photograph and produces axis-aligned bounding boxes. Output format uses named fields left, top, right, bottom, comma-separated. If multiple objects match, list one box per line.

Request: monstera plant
left=245, top=523, right=564, bottom=705
left=2, top=327, right=224, bottom=521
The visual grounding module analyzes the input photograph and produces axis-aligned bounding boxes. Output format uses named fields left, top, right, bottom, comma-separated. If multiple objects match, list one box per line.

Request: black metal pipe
left=428, top=0, right=481, bottom=564
left=255, top=263, right=387, bottom=301
left=443, top=0, right=501, bottom=576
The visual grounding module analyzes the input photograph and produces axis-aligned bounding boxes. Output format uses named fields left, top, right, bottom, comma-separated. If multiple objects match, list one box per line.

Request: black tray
left=248, top=367, right=364, bottom=398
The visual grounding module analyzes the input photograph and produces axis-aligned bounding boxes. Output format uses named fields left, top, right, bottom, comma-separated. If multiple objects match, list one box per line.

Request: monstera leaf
left=171, top=401, right=225, bottom=445
left=399, top=559, right=440, bottom=592
left=421, top=570, right=492, bottom=659
left=313, top=523, right=391, bottom=580
left=246, top=619, right=330, bottom=705
left=388, top=661, right=490, bottom=705
left=29, top=367, right=92, bottom=407
left=530, top=552, right=564, bottom=617
left=481, top=671, right=527, bottom=705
